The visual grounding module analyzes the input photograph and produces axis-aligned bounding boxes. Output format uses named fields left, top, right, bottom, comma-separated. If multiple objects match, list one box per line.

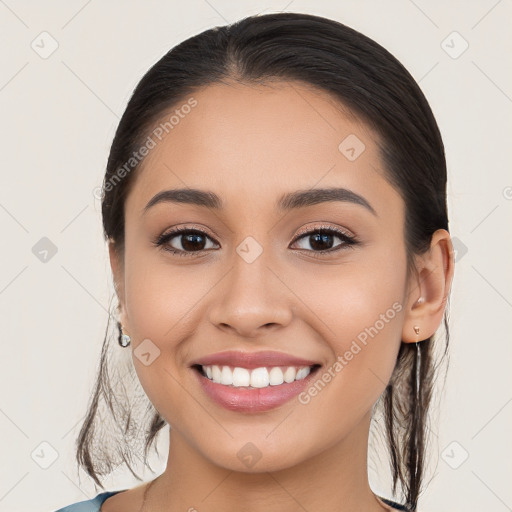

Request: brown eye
left=291, top=226, right=358, bottom=256
left=154, top=228, right=218, bottom=256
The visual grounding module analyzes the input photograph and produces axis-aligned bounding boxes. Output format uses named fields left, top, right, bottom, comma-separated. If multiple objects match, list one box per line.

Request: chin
left=196, top=435, right=312, bottom=474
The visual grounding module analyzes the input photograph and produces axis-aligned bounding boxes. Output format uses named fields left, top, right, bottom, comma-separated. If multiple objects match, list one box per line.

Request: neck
left=146, top=410, right=390, bottom=512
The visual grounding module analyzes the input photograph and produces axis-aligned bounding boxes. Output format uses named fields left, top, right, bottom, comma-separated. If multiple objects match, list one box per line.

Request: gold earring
left=413, top=325, right=420, bottom=336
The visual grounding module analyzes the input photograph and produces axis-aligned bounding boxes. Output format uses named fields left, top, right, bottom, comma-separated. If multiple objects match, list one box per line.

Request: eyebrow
left=143, top=187, right=377, bottom=216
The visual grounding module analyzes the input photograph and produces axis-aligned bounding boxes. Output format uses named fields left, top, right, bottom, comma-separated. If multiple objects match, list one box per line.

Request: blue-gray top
left=54, top=489, right=411, bottom=511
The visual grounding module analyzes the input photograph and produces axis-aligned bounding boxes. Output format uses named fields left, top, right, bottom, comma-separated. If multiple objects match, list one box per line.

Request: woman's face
left=113, top=80, right=421, bottom=472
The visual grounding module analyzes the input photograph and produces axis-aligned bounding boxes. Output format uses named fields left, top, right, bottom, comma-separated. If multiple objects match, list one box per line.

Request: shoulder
left=378, top=495, right=412, bottom=511
left=54, top=490, right=126, bottom=512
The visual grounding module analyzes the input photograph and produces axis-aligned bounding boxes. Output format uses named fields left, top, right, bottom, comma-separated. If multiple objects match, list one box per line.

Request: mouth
left=192, top=363, right=322, bottom=389
left=189, top=350, right=323, bottom=412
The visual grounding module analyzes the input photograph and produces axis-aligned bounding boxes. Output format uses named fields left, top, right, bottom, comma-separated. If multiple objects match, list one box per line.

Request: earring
left=413, top=325, right=420, bottom=336
left=117, top=321, right=131, bottom=347
left=415, top=339, right=421, bottom=400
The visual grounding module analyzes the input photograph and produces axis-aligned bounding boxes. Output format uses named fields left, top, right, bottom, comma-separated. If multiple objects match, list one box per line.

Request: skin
left=104, top=80, right=455, bottom=512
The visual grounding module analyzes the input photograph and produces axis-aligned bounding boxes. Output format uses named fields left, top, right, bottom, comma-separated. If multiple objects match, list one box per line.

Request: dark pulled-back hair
left=76, top=12, right=451, bottom=511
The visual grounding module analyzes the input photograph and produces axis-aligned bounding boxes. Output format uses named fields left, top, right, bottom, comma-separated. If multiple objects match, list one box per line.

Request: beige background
left=0, top=1, right=511, bottom=511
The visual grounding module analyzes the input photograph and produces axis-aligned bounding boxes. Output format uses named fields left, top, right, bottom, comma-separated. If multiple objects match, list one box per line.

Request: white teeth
left=232, top=367, right=251, bottom=387
left=201, top=364, right=314, bottom=388
left=296, top=367, right=311, bottom=380
left=283, top=366, right=296, bottom=383
left=269, top=367, right=284, bottom=386
left=221, top=366, right=233, bottom=385
left=250, top=367, right=269, bottom=388
left=211, top=365, right=222, bottom=383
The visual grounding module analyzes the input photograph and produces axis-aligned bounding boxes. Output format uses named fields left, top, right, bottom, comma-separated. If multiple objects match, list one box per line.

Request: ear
left=401, top=229, right=455, bottom=343
left=109, top=241, right=129, bottom=331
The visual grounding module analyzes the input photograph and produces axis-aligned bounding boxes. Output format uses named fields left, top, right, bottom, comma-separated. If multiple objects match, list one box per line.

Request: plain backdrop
left=0, top=1, right=511, bottom=511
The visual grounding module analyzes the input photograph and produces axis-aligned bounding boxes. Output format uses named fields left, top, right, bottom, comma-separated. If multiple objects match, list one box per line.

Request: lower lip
left=192, top=367, right=320, bottom=413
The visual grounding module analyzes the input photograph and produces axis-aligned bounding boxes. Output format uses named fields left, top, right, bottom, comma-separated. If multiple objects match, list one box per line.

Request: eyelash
left=152, top=224, right=359, bottom=259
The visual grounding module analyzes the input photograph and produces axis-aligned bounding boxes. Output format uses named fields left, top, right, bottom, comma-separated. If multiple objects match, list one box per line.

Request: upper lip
left=190, top=350, right=320, bottom=369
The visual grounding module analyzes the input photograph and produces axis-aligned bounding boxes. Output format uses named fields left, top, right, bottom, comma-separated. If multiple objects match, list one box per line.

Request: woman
left=56, top=11, right=454, bottom=512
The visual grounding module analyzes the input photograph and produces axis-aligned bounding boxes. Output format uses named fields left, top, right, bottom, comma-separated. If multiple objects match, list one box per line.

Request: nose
left=207, top=249, right=293, bottom=339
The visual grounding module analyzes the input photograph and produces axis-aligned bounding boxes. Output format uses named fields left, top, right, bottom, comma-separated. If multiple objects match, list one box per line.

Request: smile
left=192, top=363, right=321, bottom=413
left=197, top=364, right=318, bottom=388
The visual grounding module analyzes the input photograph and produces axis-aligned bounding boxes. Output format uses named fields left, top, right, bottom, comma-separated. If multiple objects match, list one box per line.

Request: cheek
left=293, top=250, right=406, bottom=341
left=291, top=252, right=406, bottom=403
left=123, top=246, right=204, bottom=343
left=120, top=247, right=199, bottom=410
left=123, top=263, right=194, bottom=427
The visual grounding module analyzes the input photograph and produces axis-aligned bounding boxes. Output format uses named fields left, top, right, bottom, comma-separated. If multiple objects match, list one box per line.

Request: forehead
left=126, top=80, right=402, bottom=220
